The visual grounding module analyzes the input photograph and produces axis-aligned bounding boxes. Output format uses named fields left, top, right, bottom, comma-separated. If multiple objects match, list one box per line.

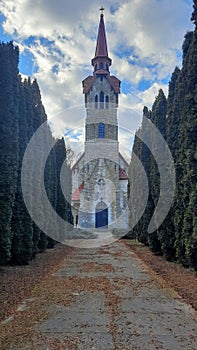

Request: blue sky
left=0, top=0, right=194, bottom=160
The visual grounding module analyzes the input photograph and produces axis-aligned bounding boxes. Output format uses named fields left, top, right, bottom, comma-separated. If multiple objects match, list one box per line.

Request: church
left=72, top=10, right=129, bottom=230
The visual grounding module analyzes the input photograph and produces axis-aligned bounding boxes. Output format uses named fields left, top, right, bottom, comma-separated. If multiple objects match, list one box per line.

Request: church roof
left=95, top=14, right=108, bottom=57
left=108, top=76, right=121, bottom=94
left=119, top=152, right=129, bottom=167
left=91, top=12, right=112, bottom=69
left=119, top=167, right=128, bottom=180
left=82, top=11, right=121, bottom=94
left=72, top=182, right=84, bottom=201
left=82, top=75, right=120, bottom=94
left=71, top=152, right=85, bottom=170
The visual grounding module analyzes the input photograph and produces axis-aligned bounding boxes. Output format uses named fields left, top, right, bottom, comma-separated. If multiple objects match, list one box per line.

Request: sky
left=0, top=0, right=194, bottom=162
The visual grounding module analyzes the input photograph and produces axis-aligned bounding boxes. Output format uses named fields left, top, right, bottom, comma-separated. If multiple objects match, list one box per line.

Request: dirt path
left=0, top=241, right=196, bottom=350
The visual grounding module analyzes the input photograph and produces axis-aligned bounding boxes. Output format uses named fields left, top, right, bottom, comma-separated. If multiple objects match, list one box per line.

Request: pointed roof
left=119, top=167, right=128, bottom=180
left=82, top=74, right=121, bottom=94
left=95, top=14, right=108, bottom=57
left=82, top=10, right=121, bottom=94
left=91, top=13, right=112, bottom=68
left=72, top=182, right=84, bottom=201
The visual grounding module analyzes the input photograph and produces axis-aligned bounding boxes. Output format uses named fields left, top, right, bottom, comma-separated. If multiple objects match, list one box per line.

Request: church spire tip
left=91, top=7, right=112, bottom=72
left=99, top=6, right=105, bottom=16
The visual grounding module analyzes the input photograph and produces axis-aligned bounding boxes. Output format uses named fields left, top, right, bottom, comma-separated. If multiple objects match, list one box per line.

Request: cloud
left=0, top=0, right=194, bottom=150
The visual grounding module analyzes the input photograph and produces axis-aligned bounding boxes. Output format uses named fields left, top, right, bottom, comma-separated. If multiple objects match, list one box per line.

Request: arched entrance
left=95, top=201, right=108, bottom=228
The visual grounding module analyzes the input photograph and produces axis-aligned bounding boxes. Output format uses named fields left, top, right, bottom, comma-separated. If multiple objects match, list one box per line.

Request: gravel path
left=38, top=242, right=197, bottom=349
left=1, top=241, right=197, bottom=349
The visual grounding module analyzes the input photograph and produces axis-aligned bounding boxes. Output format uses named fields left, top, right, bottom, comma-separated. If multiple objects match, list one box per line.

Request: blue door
left=95, top=202, right=108, bottom=228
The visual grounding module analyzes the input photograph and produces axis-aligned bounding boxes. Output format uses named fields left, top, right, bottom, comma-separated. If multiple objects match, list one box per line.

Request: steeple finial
left=100, top=6, right=105, bottom=15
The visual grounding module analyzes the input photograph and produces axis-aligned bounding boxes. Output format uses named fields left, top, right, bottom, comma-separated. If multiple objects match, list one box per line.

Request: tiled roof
left=95, top=14, right=108, bottom=57
left=107, top=75, right=121, bottom=94
left=119, top=167, right=128, bottom=180
left=82, top=75, right=120, bottom=94
left=82, top=76, right=95, bottom=94
left=119, top=152, right=129, bottom=167
left=71, top=152, right=85, bottom=170
left=72, top=182, right=84, bottom=201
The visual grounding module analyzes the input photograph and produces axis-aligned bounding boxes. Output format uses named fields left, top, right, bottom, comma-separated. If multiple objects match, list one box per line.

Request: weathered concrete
left=36, top=242, right=197, bottom=350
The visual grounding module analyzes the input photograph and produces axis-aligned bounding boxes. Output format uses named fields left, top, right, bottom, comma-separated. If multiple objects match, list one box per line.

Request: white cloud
left=138, top=82, right=168, bottom=108
left=0, top=0, right=194, bottom=149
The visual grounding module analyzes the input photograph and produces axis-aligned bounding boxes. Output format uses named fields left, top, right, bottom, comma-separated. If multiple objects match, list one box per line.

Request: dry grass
left=125, top=240, right=197, bottom=310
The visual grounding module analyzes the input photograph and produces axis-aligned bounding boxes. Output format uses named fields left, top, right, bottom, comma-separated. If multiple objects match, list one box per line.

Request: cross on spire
left=100, top=6, right=105, bottom=15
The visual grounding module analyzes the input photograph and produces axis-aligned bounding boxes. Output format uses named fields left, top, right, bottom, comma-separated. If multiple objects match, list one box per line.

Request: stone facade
left=71, top=12, right=128, bottom=230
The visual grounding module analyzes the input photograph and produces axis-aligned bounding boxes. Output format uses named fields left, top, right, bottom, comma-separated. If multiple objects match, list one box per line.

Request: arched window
left=100, top=62, right=104, bottom=70
left=98, top=123, right=105, bottom=138
left=105, top=95, right=109, bottom=109
left=95, top=63, right=98, bottom=71
left=100, top=91, right=104, bottom=109
left=95, top=95, right=98, bottom=109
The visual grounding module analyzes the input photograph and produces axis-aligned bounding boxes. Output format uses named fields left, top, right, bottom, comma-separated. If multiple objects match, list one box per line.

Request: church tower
left=72, top=10, right=128, bottom=229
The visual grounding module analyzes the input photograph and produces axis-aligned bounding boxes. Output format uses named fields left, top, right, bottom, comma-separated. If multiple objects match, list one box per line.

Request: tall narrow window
left=98, top=123, right=105, bottom=138
left=105, top=95, right=109, bottom=109
left=115, top=126, right=118, bottom=140
left=100, top=91, right=104, bottom=109
left=100, top=62, right=104, bottom=70
left=95, top=95, right=98, bottom=109
left=116, top=94, right=119, bottom=106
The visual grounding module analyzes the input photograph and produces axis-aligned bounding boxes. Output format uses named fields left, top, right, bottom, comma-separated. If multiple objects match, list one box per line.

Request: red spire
left=95, top=14, right=108, bottom=57
left=91, top=12, right=112, bottom=73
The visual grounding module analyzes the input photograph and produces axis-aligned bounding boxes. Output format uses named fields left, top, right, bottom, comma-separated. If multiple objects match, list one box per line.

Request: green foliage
left=129, top=1, right=197, bottom=269
left=0, top=43, right=73, bottom=265
left=54, top=138, right=73, bottom=241
left=0, top=42, right=19, bottom=264
left=191, top=0, right=197, bottom=26
left=11, top=77, right=34, bottom=264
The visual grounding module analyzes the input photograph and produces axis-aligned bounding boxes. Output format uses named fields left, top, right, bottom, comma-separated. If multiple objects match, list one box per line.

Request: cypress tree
left=54, top=138, right=73, bottom=242
left=30, top=79, right=49, bottom=253
left=44, top=143, right=58, bottom=249
left=11, top=77, right=34, bottom=264
left=0, top=43, right=73, bottom=264
left=191, top=0, right=197, bottom=26
left=173, top=17, right=197, bottom=266
left=129, top=1, right=197, bottom=268
left=129, top=108, right=153, bottom=245
left=0, top=42, right=19, bottom=264
left=145, top=90, right=166, bottom=254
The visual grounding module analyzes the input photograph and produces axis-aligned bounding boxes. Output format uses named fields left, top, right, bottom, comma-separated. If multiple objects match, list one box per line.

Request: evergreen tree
left=44, top=144, right=58, bottom=249
left=129, top=1, right=197, bottom=268
left=31, top=79, right=49, bottom=253
left=148, top=90, right=167, bottom=254
left=11, top=77, right=34, bottom=264
left=0, top=43, right=73, bottom=265
left=0, top=42, right=19, bottom=264
left=54, top=138, right=73, bottom=242
left=129, top=108, right=153, bottom=246
left=191, top=0, right=197, bottom=26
